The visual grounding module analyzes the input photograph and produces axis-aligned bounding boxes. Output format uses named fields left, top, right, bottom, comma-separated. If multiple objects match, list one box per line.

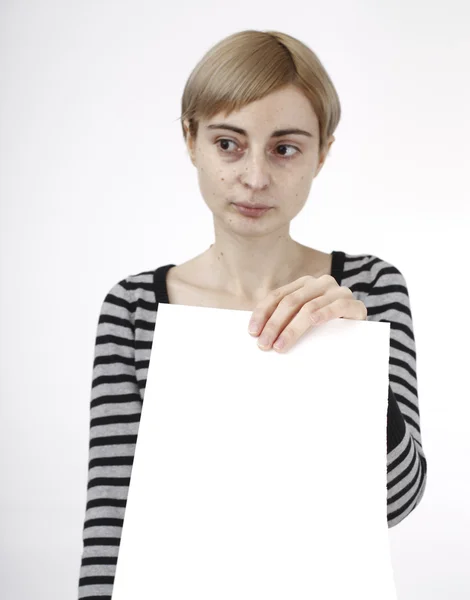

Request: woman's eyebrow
left=206, top=123, right=313, bottom=138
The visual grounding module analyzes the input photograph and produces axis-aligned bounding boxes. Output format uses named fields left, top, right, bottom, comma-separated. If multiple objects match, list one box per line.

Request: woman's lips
left=232, top=203, right=272, bottom=217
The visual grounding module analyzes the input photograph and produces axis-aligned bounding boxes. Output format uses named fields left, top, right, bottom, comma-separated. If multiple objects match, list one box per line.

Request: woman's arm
left=78, top=278, right=141, bottom=599
left=364, top=259, right=428, bottom=527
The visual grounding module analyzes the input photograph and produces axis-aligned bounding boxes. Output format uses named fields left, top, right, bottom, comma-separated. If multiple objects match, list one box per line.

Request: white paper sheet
left=112, top=303, right=397, bottom=600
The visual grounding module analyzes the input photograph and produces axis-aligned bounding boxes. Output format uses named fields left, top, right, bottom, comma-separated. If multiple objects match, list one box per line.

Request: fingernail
left=258, top=334, right=271, bottom=348
left=248, top=321, right=260, bottom=334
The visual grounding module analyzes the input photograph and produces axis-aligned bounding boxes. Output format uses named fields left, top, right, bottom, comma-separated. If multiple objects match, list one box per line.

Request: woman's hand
left=247, top=274, right=367, bottom=353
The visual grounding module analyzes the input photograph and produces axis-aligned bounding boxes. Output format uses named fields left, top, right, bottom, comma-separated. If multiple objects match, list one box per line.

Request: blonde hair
left=179, top=29, right=341, bottom=157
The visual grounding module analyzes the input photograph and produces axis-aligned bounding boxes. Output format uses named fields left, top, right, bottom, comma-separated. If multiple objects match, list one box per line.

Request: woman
left=77, top=29, right=427, bottom=598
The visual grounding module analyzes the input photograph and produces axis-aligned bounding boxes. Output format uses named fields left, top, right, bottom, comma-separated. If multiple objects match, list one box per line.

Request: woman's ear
left=315, top=135, right=335, bottom=177
left=183, top=119, right=196, bottom=165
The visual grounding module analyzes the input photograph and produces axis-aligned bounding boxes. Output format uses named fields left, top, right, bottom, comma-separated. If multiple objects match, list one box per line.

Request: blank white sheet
left=112, top=303, right=397, bottom=600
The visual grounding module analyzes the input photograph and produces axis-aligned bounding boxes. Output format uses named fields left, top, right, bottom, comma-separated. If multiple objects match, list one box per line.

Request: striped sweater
left=78, top=250, right=427, bottom=599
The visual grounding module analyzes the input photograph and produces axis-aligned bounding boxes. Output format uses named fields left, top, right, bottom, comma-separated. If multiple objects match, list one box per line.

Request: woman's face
left=184, top=84, right=334, bottom=235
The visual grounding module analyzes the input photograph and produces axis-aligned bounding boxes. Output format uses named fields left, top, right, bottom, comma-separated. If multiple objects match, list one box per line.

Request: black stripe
left=331, top=250, right=345, bottom=286
left=84, top=537, right=121, bottom=547
left=390, top=320, right=414, bottom=341
left=81, top=556, right=118, bottom=566
left=366, top=299, right=412, bottom=320
left=98, top=313, right=133, bottom=329
left=388, top=446, right=418, bottom=491
left=390, top=379, right=419, bottom=413
left=91, top=413, right=141, bottom=428
left=343, top=253, right=372, bottom=264
left=125, top=278, right=154, bottom=291
left=343, top=257, right=379, bottom=280
left=87, top=477, right=131, bottom=490
left=90, top=435, right=137, bottom=448
left=85, top=517, right=123, bottom=528
left=393, top=396, right=420, bottom=421
left=390, top=373, right=418, bottom=398
left=153, top=265, right=174, bottom=305
left=135, top=359, right=150, bottom=370
left=368, top=283, right=408, bottom=297
left=135, top=317, right=157, bottom=331
left=369, top=265, right=403, bottom=288
left=80, top=575, right=114, bottom=586
left=135, top=340, right=153, bottom=351
left=86, top=498, right=127, bottom=510
left=137, top=297, right=159, bottom=312
left=96, top=333, right=134, bottom=348
left=92, top=373, right=136, bottom=387
left=94, top=354, right=134, bottom=367
left=346, top=281, right=369, bottom=294
left=390, top=337, right=416, bottom=360
left=387, top=436, right=412, bottom=472
left=420, top=453, right=428, bottom=476
left=403, top=413, right=421, bottom=434
left=104, top=287, right=133, bottom=308
left=91, top=393, right=141, bottom=409
left=89, top=456, right=134, bottom=469
left=390, top=355, right=417, bottom=380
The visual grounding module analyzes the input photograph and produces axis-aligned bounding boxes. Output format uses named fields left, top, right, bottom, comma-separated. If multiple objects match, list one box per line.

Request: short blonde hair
left=179, top=29, right=341, bottom=157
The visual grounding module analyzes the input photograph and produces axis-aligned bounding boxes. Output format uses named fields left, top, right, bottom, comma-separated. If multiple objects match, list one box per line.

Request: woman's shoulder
left=340, top=250, right=405, bottom=279
left=338, top=251, right=408, bottom=298
left=103, top=267, right=154, bottom=295
left=99, top=265, right=167, bottom=318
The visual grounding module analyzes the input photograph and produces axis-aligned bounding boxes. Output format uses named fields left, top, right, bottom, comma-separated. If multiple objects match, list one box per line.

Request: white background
left=0, top=1, right=469, bottom=599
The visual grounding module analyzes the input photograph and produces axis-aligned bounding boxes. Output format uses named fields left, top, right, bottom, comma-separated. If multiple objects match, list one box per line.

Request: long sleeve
left=363, top=258, right=428, bottom=527
left=77, top=278, right=142, bottom=599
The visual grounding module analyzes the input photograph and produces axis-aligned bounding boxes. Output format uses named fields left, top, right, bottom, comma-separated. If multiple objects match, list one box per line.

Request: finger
left=256, top=281, right=345, bottom=350
left=256, top=285, right=318, bottom=349
left=247, top=277, right=309, bottom=336
left=248, top=274, right=335, bottom=336
left=273, top=294, right=355, bottom=353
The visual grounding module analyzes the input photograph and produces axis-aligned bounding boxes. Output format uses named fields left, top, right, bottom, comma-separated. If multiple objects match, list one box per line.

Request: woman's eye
left=216, top=139, right=238, bottom=152
left=275, top=144, right=299, bottom=158
left=216, top=139, right=299, bottom=158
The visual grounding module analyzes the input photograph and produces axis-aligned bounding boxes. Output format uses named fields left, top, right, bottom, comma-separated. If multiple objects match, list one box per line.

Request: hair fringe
left=175, top=30, right=341, bottom=157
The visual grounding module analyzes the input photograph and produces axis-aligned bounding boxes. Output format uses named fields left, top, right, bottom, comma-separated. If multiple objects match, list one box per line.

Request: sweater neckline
left=153, top=250, right=345, bottom=306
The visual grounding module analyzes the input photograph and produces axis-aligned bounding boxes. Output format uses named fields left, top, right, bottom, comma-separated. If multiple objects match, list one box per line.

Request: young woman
left=77, top=29, right=427, bottom=599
